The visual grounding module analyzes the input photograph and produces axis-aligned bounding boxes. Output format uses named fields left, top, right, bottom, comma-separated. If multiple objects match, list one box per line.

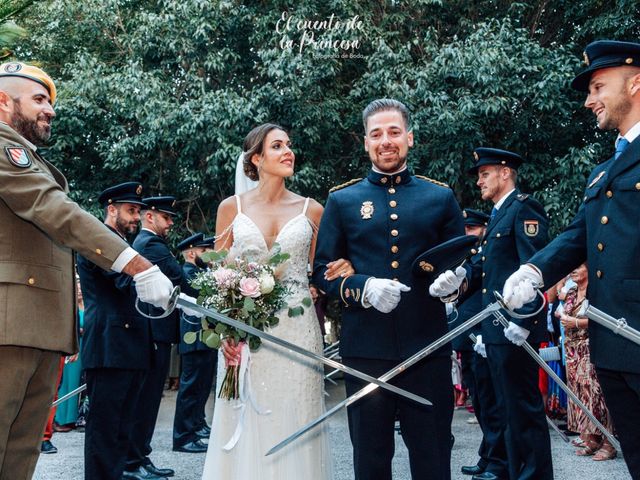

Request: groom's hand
left=364, top=278, right=411, bottom=313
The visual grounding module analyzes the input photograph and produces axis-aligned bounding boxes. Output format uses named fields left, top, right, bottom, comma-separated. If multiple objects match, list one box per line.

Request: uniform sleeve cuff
left=361, top=277, right=373, bottom=308
left=111, top=247, right=138, bottom=273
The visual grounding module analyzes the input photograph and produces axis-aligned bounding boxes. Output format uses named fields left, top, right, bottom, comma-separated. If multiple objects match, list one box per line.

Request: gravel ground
left=34, top=380, right=631, bottom=479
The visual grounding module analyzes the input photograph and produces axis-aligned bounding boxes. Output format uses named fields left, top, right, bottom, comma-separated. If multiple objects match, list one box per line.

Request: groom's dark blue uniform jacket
left=313, top=168, right=464, bottom=479
left=313, top=168, right=465, bottom=361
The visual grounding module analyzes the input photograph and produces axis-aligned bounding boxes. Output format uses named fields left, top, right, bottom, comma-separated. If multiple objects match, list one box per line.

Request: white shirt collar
left=617, top=120, right=640, bottom=146
left=494, top=188, right=516, bottom=210
left=371, top=163, right=408, bottom=175
left=141, top=227, right=158, bottom=236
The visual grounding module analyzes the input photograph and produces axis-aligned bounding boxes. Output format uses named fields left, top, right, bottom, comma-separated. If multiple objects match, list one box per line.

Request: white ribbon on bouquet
left=222, top=342, right=271, bottom=451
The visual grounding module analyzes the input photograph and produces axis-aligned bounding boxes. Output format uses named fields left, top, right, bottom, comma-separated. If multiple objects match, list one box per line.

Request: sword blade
left=266, top=301, right=502, bottom=456
left=468, top=333, right=569, bottom=444
left=51, top=383, right=87, bottom=407
left=546, top=416, right=570, bottom=443
left=492, top=311, right=620, bottom=451
left=176, top=297, right=431, bottom=407
left=585, top=305, right=640, bottom=347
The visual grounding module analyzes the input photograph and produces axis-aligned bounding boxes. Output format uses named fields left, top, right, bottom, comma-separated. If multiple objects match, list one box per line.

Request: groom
left=313, top=98, right=465, bottom=479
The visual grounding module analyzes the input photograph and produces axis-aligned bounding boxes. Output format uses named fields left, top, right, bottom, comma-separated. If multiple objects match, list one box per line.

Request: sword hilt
left=135, top=286, right=181, bottom=319
left=493, top=289, right=546, bottom=319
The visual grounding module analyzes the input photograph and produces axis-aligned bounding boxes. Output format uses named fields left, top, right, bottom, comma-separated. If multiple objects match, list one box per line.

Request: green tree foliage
left=14, top=0, right=640, bottom=237
left=0, top=0, right=32, bottom=54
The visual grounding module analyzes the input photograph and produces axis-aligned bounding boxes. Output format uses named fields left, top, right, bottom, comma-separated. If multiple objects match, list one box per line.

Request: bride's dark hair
left=242, top=123, right=286, bottom=181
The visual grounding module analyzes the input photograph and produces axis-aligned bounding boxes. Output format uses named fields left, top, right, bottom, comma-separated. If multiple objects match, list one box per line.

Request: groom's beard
left=194, top=255, right=208, bottom=269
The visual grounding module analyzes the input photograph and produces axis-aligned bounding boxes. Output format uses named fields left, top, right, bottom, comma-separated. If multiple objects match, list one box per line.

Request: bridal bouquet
left=186, top=244, right=311, bottom=400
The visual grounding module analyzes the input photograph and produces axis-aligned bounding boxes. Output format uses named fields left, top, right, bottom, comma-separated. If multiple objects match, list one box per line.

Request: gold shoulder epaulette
left=329, top=178, right=363, bottom=193
left=415, top=175, right=449, bottom=188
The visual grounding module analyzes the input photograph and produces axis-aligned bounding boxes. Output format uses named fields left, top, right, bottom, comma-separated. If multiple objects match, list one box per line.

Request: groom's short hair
left=362, top=99, right=411, bottom=133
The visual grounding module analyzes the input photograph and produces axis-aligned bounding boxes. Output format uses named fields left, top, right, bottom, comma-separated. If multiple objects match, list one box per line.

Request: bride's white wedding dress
left=202, top=196, right=333, bottom=480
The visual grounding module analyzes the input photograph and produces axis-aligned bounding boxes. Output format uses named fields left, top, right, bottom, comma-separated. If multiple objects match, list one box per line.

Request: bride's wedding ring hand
left=324, top=258, right=355, bottom=281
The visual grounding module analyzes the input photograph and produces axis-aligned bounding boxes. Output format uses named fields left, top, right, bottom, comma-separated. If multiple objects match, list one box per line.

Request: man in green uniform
left=0, top=61, right=174, bottom=480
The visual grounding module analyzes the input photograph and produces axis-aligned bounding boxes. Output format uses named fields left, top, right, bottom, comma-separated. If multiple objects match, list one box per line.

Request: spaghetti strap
left=302, top=197, right=310, bottom=216
left=235, top=195, right=242, bottom=214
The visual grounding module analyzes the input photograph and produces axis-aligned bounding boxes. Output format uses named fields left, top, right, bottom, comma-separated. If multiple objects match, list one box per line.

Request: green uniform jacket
left=0, top=122, right=129, bottom=354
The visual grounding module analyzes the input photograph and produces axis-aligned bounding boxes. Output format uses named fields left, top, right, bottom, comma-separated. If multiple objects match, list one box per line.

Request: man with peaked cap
left=172, top=233, right=216, bottom=454
left=431, top=148, right=551, bottom=480
left=314, top=98, right=465, bottom=479
left=453, top=209, right=509, bottom=480
left=125, top=196, right=200, bottom=478
left=77, top=182, right=159, bottom=480
left=0, top=62, right=173, bottom=479
left=503, top=40, right=640, bottom=478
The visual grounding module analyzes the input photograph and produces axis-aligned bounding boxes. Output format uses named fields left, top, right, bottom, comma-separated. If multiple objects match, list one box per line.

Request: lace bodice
left=203, top=195, right=332, bottom=480
left=228, top=196, right=313, bottom=294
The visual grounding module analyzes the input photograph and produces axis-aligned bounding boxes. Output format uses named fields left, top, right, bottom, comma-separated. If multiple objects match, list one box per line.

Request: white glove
left=429, top=266, right=466, bottom=298
left=133, top=265, right=174, bottom=309
left=365, top=278, right=411, bottom=313
left=473, top=334, right=487, bottom=358
left=502, top=264, right=543, bottom=310
left=177, top=293, right=204, bottom=318
left=503, top=322, right=530, bottom=346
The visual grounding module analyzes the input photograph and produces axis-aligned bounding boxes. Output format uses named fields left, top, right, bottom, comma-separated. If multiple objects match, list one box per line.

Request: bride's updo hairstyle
left=242, top=123, right=286, bottom=181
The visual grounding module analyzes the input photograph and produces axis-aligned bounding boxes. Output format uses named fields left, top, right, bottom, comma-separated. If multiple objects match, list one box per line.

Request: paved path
left=35, top=380, right=630, bottom=479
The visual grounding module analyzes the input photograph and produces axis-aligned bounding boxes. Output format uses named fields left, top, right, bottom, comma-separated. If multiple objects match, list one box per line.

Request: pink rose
left=213, top=267, right=237, bottom=288
left=239, top=277, right=261, bottom=298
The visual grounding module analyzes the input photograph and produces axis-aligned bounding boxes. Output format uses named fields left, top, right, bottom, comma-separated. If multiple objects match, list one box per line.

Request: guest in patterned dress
left=559, top=263, right=616, bottom=461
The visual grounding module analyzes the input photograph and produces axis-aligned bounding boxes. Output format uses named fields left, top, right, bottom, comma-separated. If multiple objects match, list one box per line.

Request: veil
left=234, top=152, right=258, bottom=195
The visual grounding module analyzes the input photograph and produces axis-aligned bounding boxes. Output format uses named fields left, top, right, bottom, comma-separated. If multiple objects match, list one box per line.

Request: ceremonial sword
left=51, top=383, right=87, bottom=408
left=584, top=302, right=640, bottom=347
left=467, top=333, right=569, bottom=444
left=265, top=290, right=546, bottom=456
left=137, top=289, right=432, bottom=407
left=490, top=303, right=620, bottom=451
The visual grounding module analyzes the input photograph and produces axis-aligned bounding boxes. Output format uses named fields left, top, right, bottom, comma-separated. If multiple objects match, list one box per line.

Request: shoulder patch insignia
left=329, top=177, right=363, bottom=193
left=524, top=220, right=539, bottom=237
left=516, top=193, right=529, bottom=201
left=415, top=175, right=449, bottom=188
left=5, top=146, right=32, bottom=168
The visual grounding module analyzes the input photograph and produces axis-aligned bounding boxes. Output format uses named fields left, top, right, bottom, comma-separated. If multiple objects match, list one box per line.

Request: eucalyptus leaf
left=204, top=331, right=221, bottom=349
left=201, top=250, right=228, bottom=263
left=302, top=297, right=312, bottom=308
left=214, top=323, right=227, bottom=335
left=244, top=296, right=256, bottom=312
left=183, top=331, right=198, bottom=345
left=204, top=335, right=222, bottom=349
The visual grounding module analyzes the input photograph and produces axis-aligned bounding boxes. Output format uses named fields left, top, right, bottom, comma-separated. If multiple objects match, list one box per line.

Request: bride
left=202, top=123, right=351, bottom=479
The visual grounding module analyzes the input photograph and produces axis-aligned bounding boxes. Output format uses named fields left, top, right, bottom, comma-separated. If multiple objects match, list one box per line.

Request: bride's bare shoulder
left=217, top=196, right=239, bottom=217
left=306, top=198, right=323, bottom=213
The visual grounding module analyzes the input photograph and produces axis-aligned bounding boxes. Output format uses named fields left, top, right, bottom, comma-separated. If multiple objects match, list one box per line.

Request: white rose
left=259, top=273, right=275, bottom=294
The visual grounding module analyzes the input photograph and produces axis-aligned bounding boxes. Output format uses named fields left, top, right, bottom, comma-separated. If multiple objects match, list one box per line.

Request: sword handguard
left=135, top=285, right=181, bottom=319
left=493, top=289, right=546, bottom=319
